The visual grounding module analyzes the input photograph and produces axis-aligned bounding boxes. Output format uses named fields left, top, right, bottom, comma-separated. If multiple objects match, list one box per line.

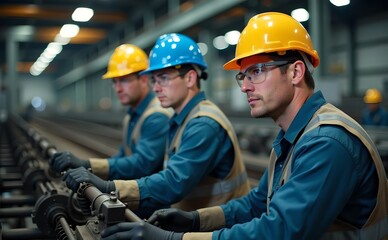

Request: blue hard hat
left=140, top=33, right=207, bottom=75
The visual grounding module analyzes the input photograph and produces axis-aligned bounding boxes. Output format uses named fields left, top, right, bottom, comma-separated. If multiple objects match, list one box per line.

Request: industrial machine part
left=1, top=114, right=141, bottom=240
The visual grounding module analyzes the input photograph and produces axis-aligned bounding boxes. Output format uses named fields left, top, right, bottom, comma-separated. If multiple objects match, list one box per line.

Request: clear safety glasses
left=111, top=76, right=139, bottom=88
left=151, top=71, right=187, bottom=87
left=235, top=60, right=291, bottom=87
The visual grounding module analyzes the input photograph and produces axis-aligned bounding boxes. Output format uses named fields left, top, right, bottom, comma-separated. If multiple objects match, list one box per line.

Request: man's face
left=238, top=55, right=294, bottom=120
left=367, top=103, right=380, bottom=112
left=111, top=74, right=143, bottom=107
left=151, top=68, right=189, bottom=113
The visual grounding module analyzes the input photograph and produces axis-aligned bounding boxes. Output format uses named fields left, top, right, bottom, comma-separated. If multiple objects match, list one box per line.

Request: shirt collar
left=170, top=91, right=206, bottom=126
left=127, top=91, right=155, bottom=116
left=282, top=90, right=327, bottom=144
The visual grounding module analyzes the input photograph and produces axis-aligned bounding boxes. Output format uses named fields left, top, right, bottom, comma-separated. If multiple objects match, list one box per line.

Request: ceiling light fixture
left=197, top=42, right=208, bottom=55
left=291, top=8, right=310, bottom=22
left=224, top=30, right=240, bottom=45
left=72, top=7, right=94, bottom=22
left=329, top=0, right=350, bottom=7
left=213, top=36, right=229, bottom=50
left=60, top=24, right=80, bottom=38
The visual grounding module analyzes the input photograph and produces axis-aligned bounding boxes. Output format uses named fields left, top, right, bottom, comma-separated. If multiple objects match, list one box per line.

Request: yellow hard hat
left=102, top=44, right=148, bottom=79
left=364, top=88, right=382, bottom=103
left=224, top=12, right=320, bottom=70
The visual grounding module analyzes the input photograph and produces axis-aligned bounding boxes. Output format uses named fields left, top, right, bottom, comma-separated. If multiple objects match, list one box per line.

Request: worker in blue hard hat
left=62, top=33, right=250, bottom=219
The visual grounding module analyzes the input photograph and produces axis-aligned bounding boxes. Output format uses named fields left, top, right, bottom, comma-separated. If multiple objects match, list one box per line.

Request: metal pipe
left=1, top=227, right=51, bottom=239
left=37, top=181, right=47, bottom=194
left=0, top=167, right=20, bottom=173
left=125, top=209, right=142, bottom=222
left=0, top=195, right=36, bottom=206
left=83, top=185, right=142, bottom=223
left=0, top=206, right=34, bottom=218
left=0, top=173, right=22, bottom=180
left=1, top=181, right=23, bottom=190
left=0, top=161, right=16, bottom=167
left=58, top=216, right=77, bottom=240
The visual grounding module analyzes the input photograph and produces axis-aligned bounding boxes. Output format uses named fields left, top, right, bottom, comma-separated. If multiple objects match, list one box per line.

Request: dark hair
left=175, top=64, right=207, bottom=89
left=268, top=51, right=315, bottom=89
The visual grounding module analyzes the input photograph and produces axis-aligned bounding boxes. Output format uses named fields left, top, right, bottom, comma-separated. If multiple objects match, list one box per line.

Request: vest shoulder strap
left=124, top=97, right=172, bottom=155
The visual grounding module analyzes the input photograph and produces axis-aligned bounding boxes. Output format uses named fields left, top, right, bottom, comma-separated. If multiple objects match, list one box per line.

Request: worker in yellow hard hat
left=361, top=88, right=388, bottom=126
left=49, top=44, right=172, bottom=218
left=101, top=12, right=388, bottom=240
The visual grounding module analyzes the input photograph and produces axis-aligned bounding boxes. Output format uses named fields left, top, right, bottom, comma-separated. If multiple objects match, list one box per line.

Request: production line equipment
left=0, top=114, right=142, bottom=239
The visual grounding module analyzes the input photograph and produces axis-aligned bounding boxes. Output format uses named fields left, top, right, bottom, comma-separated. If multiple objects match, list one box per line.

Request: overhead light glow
left=329, top=0, right=350, bottom=7
left=31, top=96, right=46, bottom=112
left=291, top=8, right=310, bottom=22
left=224, top=30, right=240, bottom=45
left=197, top=42, right=208, bottom=55
left=54, top=34, right=71, bottom=45
left=60, top=24, right=80, bottom=38
left=46, top=42, right=63, bottom=55
left=213, top=36, right=229, bottom=50
left=30, top=68, right=40, bottom=76
left=72, top=7, right=94, bottom=22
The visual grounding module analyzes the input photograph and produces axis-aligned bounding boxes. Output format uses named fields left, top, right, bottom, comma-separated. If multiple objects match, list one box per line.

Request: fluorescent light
left=224, top=30, right=240, bottom=45
left=60, top=24, right=80, bottom=38
left=213, top=36, right=229, bottom=50
left=46, top=42, right=63, bottom=55
left=72, top=7, right=94, bottom=22
left=291, top=8, right=310, bottom=22
left=54, top=34, right=71, bottom=45
left=329, top=0, right=350, bottom=7
left=197, top=42, right=208, bottom=55
left=30, top=68, right=41, bottom=76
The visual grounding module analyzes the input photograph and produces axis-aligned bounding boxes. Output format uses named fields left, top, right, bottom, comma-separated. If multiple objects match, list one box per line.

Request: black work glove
left=147, top=208, right=200, bottom=232
left=63, top=167, right=115, bottom=193
left=50, top=152, right=90, bottom=173
left=101, top=222, right=183, bottom=240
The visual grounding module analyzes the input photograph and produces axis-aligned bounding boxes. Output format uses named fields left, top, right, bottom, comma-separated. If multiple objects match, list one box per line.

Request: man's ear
left=139, top=74, right=148, bottom=83
left=290, top=60, right=305, bottom=85
left=186, top=70, right=198, bottom=88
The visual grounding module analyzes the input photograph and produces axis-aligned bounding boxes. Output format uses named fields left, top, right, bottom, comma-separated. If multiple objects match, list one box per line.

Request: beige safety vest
left=267, top=103, right=388, bottom=239
left=166, top=100, right=250, bottom=211
left=122, top=97, right=172, bottom=155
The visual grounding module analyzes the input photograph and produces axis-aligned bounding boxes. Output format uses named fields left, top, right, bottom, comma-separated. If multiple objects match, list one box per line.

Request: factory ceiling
left=0, top=0, right=387, bottom=81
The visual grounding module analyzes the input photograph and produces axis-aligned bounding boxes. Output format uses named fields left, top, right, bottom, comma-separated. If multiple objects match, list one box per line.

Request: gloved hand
left=147, top=208, right=199, bottom=232
left=63, top=167, right=115, bottom=193
left=50, top=152, right=91, bottom=173
left=101, top=222, right=183, bottom=240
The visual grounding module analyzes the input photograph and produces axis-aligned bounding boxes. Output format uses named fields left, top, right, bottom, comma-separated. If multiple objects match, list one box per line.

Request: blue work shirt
left=136, top=91, right=234, bottom=211
left=361, top=106, right=388, bottom=126
left=108, top=92, right=170, bottom=180
left=215, top=91, right=378, bottom=240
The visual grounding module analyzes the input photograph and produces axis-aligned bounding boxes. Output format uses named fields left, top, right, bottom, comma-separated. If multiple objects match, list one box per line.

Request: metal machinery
left=0, top=114, right=141, bottom=239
